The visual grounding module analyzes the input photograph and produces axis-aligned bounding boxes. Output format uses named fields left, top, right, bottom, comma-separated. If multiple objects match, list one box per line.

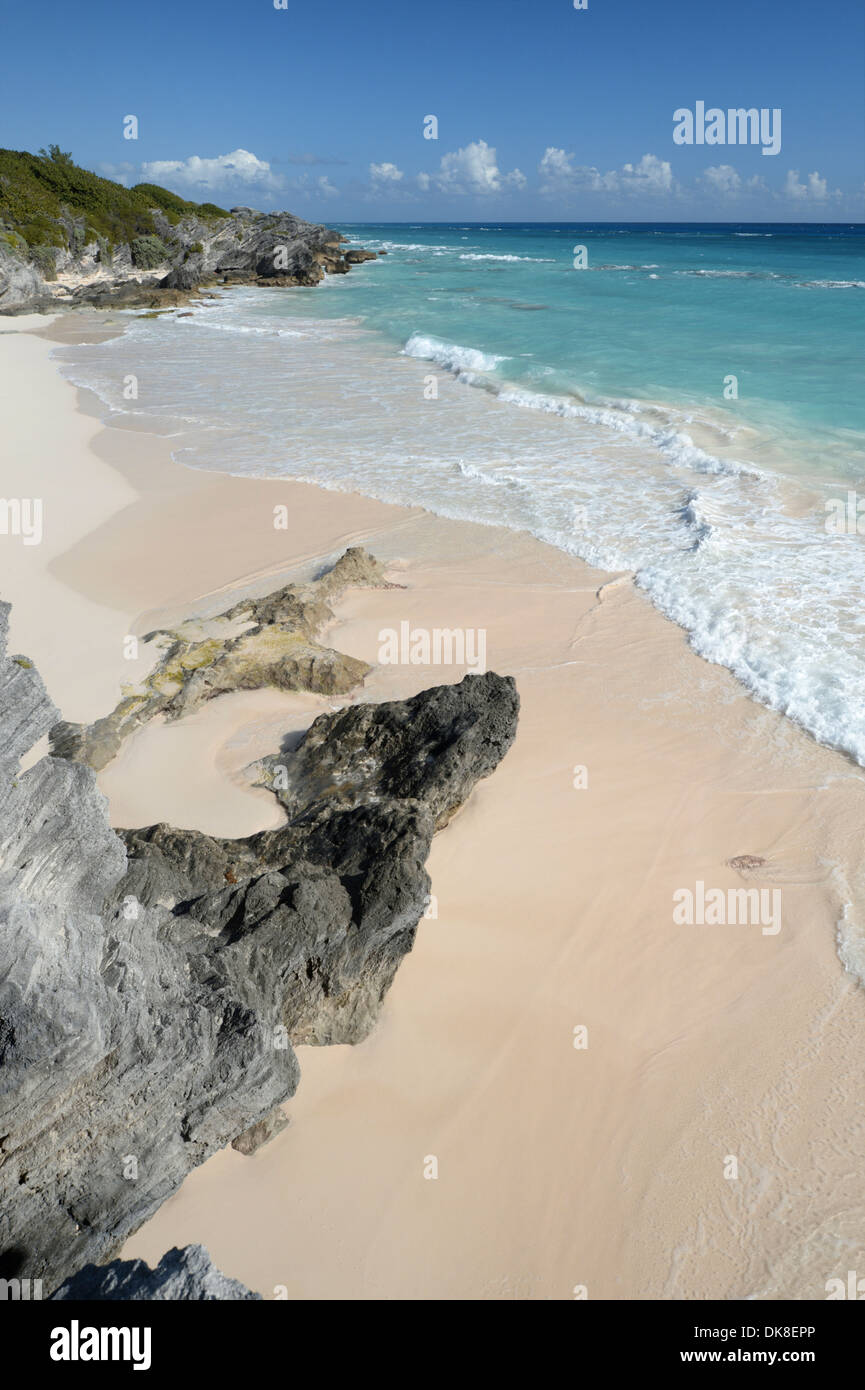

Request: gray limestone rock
left=0, top=584, right=519, bottom=1290
left=0, top=242, right=44, bottom=313
left=50, top=1244, right=260, bottom=1300
left=1, top=199, right=366, bottom=312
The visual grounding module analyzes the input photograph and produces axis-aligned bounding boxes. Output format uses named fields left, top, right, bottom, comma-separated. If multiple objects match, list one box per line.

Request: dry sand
left=3, top=311, right=865, bottom=1300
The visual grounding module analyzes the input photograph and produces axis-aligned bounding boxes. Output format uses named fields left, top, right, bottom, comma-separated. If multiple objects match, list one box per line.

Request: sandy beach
left=3, top=309, right=865, bottom=1300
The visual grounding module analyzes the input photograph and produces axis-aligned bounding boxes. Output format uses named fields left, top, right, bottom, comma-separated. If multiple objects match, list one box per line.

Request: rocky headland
left=0, top=147, right=379, bottom=314
left=0, top=551, right=519, bottom=1293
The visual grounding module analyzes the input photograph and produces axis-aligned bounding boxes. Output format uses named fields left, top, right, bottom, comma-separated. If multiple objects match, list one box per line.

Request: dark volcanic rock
left=51, top=1244, right=260, bottom=1301
left=0, top=592, right=518, bottom=1289
left=259, top=670, right=520, bottom=833
left=115, top=669, right=518, bottom=1051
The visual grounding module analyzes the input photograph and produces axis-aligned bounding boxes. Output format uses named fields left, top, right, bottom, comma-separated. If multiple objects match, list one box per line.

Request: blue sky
left=3, top=0, right=863, bottom=220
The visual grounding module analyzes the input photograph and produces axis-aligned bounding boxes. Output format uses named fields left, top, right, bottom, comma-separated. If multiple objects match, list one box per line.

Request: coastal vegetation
left=0, top=145, right=369, bottom=312
left=0, top=145, right=228, bottom=252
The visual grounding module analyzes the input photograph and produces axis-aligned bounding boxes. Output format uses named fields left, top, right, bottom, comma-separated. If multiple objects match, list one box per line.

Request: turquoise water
left=332, top=222, right=865, bottom=469
left=57, top=222, right=865, bottom=762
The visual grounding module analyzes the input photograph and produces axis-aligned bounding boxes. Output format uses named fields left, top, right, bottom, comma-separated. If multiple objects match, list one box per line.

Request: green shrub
left=130, top=234, right=168, bottom=269
left=67, top=220, right=89, bottom=255
left=37, top=145, right=73, bottom=166
left=0, top=229, right=28, bottom=254
left=132, top=184, right=229, bottom=223
left=30, top=244, right=57, bottom=280
left=0, top=148, right=230, bottom=253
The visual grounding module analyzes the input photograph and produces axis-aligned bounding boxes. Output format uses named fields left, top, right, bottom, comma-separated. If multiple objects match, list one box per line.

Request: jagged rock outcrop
left=256, top=673, right=518, bottom=834
left=41, top=207, right=372, bottom=310
left=156, top=209, right=352, bottom=293
left=0, top=592, right=519, bottom=1289
left=0, top=150, right=380, bottom=313
left=0, top=241, right=43, bottom=313
left=51, top=1244, right=260, bottom=1301
left=50, top=547, right=388, bottom=771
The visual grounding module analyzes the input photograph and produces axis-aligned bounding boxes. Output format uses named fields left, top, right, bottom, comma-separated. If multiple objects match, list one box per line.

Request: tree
left=38, top=144, right=73, bottom=166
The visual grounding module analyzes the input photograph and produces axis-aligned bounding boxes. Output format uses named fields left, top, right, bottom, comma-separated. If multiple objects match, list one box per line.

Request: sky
left=2, top=0, right=863, bottom=221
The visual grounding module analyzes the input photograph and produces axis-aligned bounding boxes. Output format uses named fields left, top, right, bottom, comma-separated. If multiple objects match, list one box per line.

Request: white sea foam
left=352, top=240, right=461, bottom=253
left=457, top=253, right=556, bottom=262
left=176, top=319, right=306, bottom=338
left=673, top=268, right=863, bottom=289
left=403, top=332, right=510, bottom=374
left=675, top=268, right=777, bottom=279
left=836, top=899, right=865, bottom=990
left=798, top=279, right=865, bottom=289
left=403, top=331, right=767, bottom=483
left=54, top=285, right=865, bottom=774
left=404, top=331, right=756, bottom=480
left=495, top=385, right=758, bottom=479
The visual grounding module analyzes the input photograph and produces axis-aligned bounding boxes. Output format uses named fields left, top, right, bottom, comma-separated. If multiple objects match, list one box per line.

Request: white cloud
left=538, top=147, right=576, bottom=194
left=701, top=166, right=767, bottom=199
left=784, top=169, right=829, bottom=201
left=538, top=148, right=674, bottom=197
left=369, top=161, right=404, bottom=185
left=140, top=149, right=281, bottom=191
left=289, top=172, right=340, bottom=200
left=434, top=140, right=525, bottom=195
left=416, top=172, right=431, bottom=191
left=97, top=161, right=135, bottom=187
left=314, top=174, right=340, bottom=199
left=702, top=164, right=741, bottom=196
left=620, top=154, right=674, bottom=194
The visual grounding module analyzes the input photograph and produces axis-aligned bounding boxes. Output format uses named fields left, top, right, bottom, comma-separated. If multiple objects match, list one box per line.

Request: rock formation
left=0, top=149, right=382, bottom=313
left=50, top=547, right=389, bottom=771
left=0, top=241, right=43, bottom=312
left=0, top=567, right=519, bottom=1290
left=50, top=1244, right=260, bottom=1300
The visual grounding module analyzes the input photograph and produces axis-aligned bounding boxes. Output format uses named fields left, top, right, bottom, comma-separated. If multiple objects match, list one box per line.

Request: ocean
left=56, top=222, right=865, bottom=761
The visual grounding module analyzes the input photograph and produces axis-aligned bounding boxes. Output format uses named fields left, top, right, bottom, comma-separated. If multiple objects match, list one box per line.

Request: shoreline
left=3, top=309, right=865, bottom=1298
left=43, top=278, right=865, bottom=774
